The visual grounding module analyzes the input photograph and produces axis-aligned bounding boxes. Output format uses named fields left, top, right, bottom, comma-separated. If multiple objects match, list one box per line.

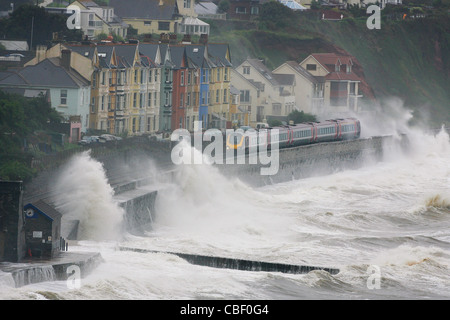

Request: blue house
left=23, top=200, right=63, bottom=259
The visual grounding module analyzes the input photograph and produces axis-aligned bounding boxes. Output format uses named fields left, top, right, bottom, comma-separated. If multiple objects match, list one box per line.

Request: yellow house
left=207, top=43, right=232, bottom=129
left=109, top=0, right=182, bottom=35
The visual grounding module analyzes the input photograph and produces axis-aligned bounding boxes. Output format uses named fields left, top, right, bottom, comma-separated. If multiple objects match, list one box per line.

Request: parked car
left=99, top=134, right=122, bottom=142
left=78, top=136, right=99, bottom=145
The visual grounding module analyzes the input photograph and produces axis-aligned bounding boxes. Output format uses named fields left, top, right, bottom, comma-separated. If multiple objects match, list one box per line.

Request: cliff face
left=209, top=14, right=450, bottom=127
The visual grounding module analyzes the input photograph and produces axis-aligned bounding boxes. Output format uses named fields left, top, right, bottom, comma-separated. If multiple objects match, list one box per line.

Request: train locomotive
left=226, top=118, right=361, bottom=151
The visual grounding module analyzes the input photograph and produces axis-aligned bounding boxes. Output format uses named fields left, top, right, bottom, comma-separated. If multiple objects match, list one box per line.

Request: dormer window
left=346, top=65, right=351, bottom=73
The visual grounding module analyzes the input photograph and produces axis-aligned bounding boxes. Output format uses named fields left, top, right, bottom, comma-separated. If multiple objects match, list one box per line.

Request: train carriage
left=268, top=126, right=291, bottom=149
left=336, top=118, right=361, bottom=140
left=291, top=123, right=315, bottom=146
left=313, top=121, right=339, bottom=143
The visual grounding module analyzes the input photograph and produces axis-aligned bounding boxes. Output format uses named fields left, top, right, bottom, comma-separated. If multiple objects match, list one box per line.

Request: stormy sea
left=1, top=107, right=449, bottom=303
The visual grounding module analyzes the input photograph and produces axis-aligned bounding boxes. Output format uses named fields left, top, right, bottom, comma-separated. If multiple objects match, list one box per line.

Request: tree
left=268, top=119, right=283, bottom=127
left=287, top=110, right=316, bottom=124
left=310, top=0, right=320, bottom=10
left=218, top=0, right=230, bottom=13
left=0, top=90, right=62, bottom=181
left=258, top=1, right=298, bottom=31
left=2, top=4, right=82, bottom=49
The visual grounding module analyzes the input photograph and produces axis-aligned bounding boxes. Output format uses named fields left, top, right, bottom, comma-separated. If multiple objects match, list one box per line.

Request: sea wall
left=215, top=135, right=400, bottom=187
left=115, top=188, right=158, bottom=235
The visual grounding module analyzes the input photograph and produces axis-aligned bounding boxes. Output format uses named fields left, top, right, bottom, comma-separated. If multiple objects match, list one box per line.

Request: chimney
left=36, top=45, right=47, bottom=63
left=143, top=34, right=152, bottom=43
left=160, top=33, right=170, bottom=43
left=181, top=34, right=191, bottom=44
left=61, top=49, right=71, bottom=70
left=199, top=34, right=208, bottom=45
left=169, top=33, right=178, bottom=44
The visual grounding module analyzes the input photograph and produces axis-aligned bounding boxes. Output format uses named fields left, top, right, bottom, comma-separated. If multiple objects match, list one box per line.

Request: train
left=226, top=118, right=361, bottom=151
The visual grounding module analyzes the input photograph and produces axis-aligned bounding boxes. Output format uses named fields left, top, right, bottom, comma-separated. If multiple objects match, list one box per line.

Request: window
left=180, top=71, right=184, bottom=86
left=154, top=92, right=157, bottom=106
left=117, top=70, right=122, bottom=85
left=184, top=0, right=191, bottom=8
left=116, top=95, right=121, bottom=110
left=108, top=95, right=111, bottom=110
left=223, top=89, right=227, bottom=103
left=101, top=71, right=106, bottom=85
left=194, top=70, right=198, bottom=84
left=144, top=21, right=151, bottom=26
left=240, top=90, right=250, bottom=103
left=140, top=93, right=144, bottom=108
left=207, top=91, right=210, bottom=105
left=101, top=95, right=105, bottom=111
left=158, top=21, right=170, bottom=31
left=202, top=69, right=208, bottom=83
left=187, top=92, right=191, bottom=106
left=201, top=92, right=206, bottom=105
left=350, top=82, right=356, bottom=95
left=147, top=117, right=151, bottom=131
left=134, top=70, right=138, bottom=83
left=236, top=7, right=246, bottom=14
left=165, top=92, right=170, bottom=105
left=216, top=89, right=220, bottom=103
left=88, top=14, right=94, bottom=27
left=154, top=69, right=158, bottom=82
left=243, top=66, right=250, bottom=75
left=92, top=71, right=97, bottom=88
left=60, top=89, right=67, bottom=105
left=217, top=68, right=220, bottom=82
left=224, top=68, right=228, bottom=81
left=180, top=93, right=184, bottom=107
left=148, top=69, right=152, bottom=83
left=148, top=92, right=152, bottom=107
left=306, top=64, right=316, bottom=71
left=141, top=69, right=145, bottom=84
left=251, top=6, right=259, bottom=15
left=133, top=93, right=137, bottom=108
left=91, top=97, right=95, bottom=113
left=188, top=70, right=192, bottom=85
left=132, top=118, right=136, bottom=133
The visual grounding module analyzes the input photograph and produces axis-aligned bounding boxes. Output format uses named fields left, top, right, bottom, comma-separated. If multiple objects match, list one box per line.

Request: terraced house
left=19, top=37, right=233, bottom=135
